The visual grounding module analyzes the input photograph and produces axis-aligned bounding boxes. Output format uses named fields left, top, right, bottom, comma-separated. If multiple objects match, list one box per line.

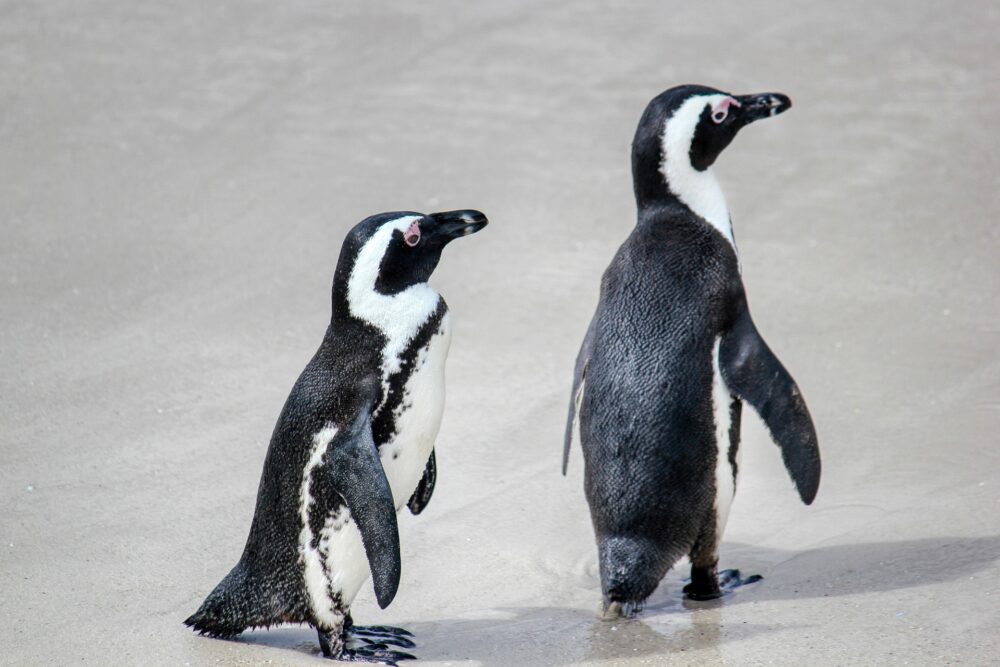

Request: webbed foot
left=683, top=566, right=762, bottom=600
left=320, top=621, right=416, bottom=664
left=350, top=624, right=416, bottom=650
left=341, top=645, right=417, bottom=665
left=719, top=568, right=762, bottom=590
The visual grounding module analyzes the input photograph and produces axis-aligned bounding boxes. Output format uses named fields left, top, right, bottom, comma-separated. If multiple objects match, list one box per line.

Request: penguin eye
left=710, top=97, right=741, bottom=125
left=403, top=221, right=421, bottom=247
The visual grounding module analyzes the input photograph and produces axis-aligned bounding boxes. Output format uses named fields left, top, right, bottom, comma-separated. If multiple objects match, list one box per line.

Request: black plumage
left=564, top=85, right=820, bottom=615
left=186, top=209, right=487, bottom=663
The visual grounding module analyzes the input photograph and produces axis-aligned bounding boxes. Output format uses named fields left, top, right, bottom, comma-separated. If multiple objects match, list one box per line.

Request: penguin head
left=632, top=84, right=791, bottom=206
left=338, top=210, right=488, bottom=296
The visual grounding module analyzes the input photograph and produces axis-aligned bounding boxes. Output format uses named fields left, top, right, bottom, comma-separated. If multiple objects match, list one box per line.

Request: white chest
left=379, top=312, right=452, bottom=508
left=304, top=313, right=453, bottom=617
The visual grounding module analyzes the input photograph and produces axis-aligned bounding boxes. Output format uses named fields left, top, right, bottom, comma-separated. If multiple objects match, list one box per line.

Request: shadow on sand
left=715, top=534, right=1000, bottom=602
left=239, top=605, right=787, bottom=666
left=235, top=535, right=999, bottom=664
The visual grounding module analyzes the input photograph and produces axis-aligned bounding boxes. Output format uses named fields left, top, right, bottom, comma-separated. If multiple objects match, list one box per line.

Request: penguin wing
left=719, top=303, right=821, bottom=504
left=563, top=318, right=595, bottom=475
left=322, top=408, right=401, bottom=609
left=407, top=449, right=436, bottom=515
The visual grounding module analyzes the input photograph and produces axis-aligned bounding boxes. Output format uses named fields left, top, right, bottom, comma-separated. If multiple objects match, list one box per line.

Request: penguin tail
left=184, top=562, right=264, bottom=638
left=598, top=534, right=677, bottom=615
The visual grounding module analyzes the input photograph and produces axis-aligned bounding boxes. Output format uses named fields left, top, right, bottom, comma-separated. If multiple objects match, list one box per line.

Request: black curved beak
left=735, top=92, right=792, bottom=125
left=427, top=209, right=489, bottom=242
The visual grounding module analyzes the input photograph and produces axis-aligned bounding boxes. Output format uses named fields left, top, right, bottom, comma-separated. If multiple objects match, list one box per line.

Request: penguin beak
left=734, top=92, right=792, bottom=124
left=426, top=209, right=489, bottom=243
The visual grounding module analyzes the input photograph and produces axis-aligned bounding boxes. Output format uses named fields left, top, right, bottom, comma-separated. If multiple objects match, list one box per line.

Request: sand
left=1, top=0, right=998, bottom=665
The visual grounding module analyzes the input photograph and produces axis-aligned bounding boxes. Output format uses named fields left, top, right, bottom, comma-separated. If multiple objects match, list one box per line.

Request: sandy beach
left=1, top=1, right=998, bottom=664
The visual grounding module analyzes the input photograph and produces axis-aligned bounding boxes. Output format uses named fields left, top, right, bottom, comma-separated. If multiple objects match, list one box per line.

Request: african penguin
left=563, top=84, right=821, bottom=617
left=185, top=209, right=488, bottom=664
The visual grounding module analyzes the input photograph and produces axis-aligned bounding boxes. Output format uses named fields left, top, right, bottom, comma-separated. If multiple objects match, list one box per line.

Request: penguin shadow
left=717, top=535, right=1000, bottom=603
left=237, top=606, right=786, bottom=665
left=235, top=536, right=999, bottom=664
left=241, top=625, right=325, bottom=658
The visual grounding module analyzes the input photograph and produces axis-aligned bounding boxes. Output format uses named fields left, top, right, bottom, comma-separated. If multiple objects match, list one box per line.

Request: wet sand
left=1, top=1, right=998, bottom=665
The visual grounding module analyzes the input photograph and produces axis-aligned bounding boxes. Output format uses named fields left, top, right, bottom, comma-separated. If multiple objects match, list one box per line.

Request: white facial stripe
left=660, top=94, right=738, bottom=253
left=347, top=216, right=442, bottom=387
left=299, top=424, right=343, bottom=627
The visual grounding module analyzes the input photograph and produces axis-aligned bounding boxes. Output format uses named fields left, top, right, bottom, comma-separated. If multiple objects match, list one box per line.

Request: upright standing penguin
left=185, top=209, right=488, bottom=664
left=563, top=85, right=821, bottom=617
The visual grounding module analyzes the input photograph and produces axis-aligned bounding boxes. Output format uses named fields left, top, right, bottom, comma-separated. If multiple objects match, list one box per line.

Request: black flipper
left=563, top=319, right=594, bottom=475
left=719, top=302, right=821, bottom=504
left=407, top=450, right=436, bottom=515
left=323, top=409, right=401, bottom=609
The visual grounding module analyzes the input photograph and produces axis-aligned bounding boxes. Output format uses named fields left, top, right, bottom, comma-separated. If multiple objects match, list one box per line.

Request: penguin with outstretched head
left=185, top=209, right=488, bottom=663
left=563, top=84, right=821, bottom=617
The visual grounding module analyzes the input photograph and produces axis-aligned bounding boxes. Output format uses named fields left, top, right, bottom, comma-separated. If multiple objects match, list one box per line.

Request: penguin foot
left=318, top=627, right=416, bottom=665
left=350, top=625, right=417, bottom=650
left=683, top=581, right=722, bottom=601
left=683, top=567, right=763, bottom=601
left=719, top=568, right=762, bottom=591
left=342, top=646, right=417, bottom=665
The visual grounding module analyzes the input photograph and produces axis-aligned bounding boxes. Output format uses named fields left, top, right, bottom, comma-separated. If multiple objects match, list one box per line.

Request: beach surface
left=1, top=1, right=998, bottom=664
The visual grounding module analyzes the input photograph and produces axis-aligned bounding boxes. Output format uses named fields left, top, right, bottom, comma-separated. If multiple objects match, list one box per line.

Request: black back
left=579, top=204, right=743, bottom=596
left=566, top=85, right=819, bottom=607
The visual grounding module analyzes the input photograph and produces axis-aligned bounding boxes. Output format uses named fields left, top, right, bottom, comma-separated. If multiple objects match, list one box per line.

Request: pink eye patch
left=404, top=221, right=421, bottom=247
left=711, top=96, right=741, bottom=124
